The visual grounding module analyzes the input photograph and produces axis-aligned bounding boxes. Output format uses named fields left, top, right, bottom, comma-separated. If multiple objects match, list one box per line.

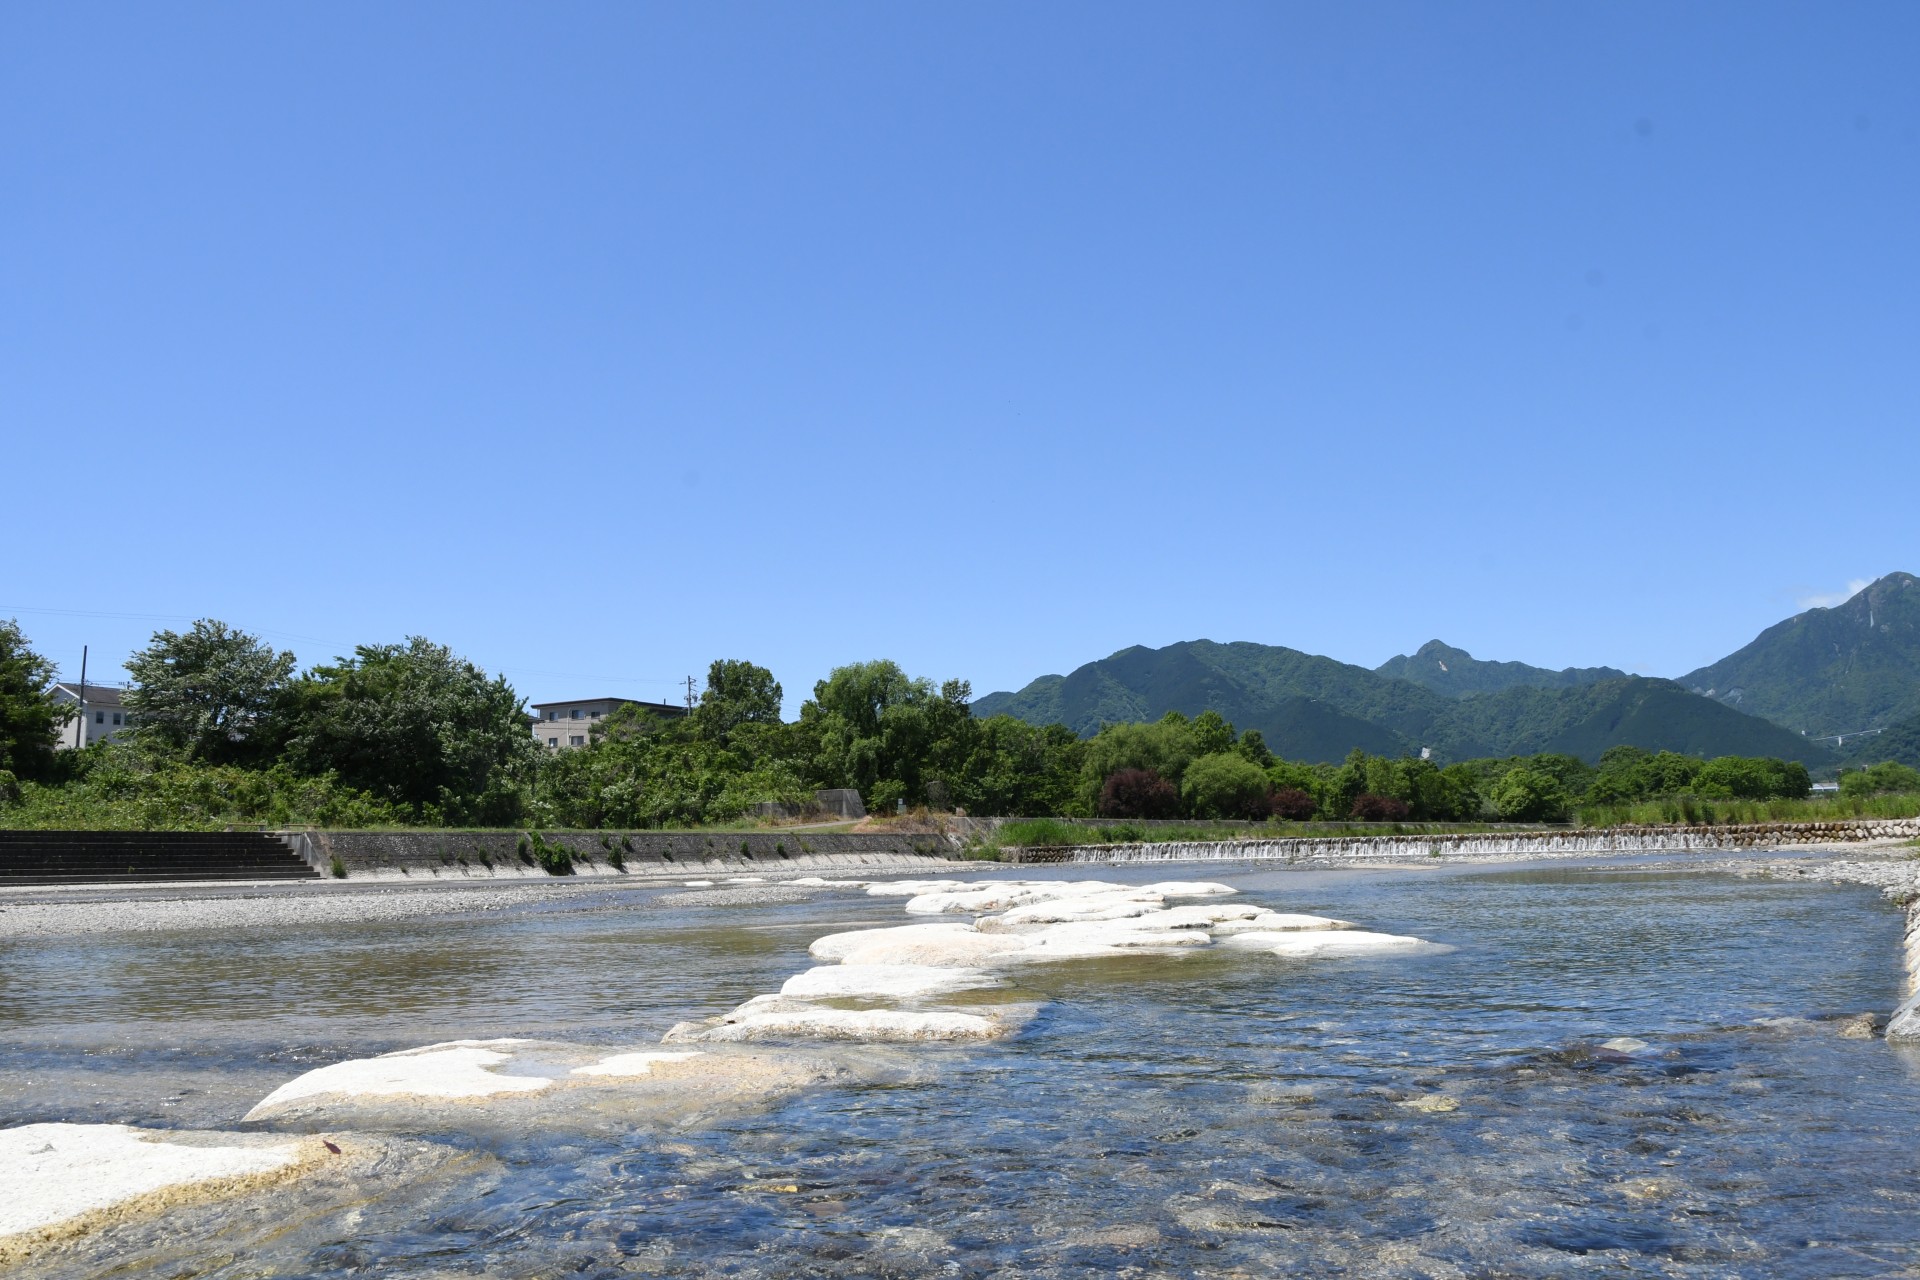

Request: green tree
left=0, top=620, right=70, bottom=780
left=799, top=661, right=974, bottom=811
left=1235, top=728, right=1274, bottom=768
left=947, top=716, right=1085, bottom=817
left=1079, top=717, right=1199, bottom=810
left=1181, top=751, right=1271, bottom=819
left=1839, top=761, right=1920, bottom=798
left=693, top=659, right=784, bottom=744
left=1190, top=710, right=1235, bottom=757
left=1492, top=767, right=1569, bottom=822
left=124, top=620, right=296, bottom=763
left=283, top=637, right=536, bottom=823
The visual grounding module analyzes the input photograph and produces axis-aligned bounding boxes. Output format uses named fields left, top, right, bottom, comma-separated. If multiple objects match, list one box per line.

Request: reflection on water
left=5, top=865, right=1919, bottom=1277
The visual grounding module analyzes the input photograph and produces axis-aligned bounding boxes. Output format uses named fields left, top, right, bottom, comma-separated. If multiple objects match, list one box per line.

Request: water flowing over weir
left=1009, top=818, right=1920, bottom=865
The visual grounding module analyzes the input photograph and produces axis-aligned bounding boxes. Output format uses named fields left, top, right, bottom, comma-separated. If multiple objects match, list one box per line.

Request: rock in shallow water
left=0, top=1124, right=313, bottom=1250
left=243, top=1040, right=840, bottom=1128
left=1220, top=930, right=1450, bottom=957
left=779, top=963, right=1002, bottom=1000
left=664, top=995, right=1038, bottom=1043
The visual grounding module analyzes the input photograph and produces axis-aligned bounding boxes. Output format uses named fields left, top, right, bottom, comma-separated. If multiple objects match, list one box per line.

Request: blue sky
left=7, top=3, right=1916, bottom=713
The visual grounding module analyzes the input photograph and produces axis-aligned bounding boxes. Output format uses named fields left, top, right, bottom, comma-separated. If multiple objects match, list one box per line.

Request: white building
left=50, top=683, right=134, bottom=749
left=530, top=697, right=687, bottom=749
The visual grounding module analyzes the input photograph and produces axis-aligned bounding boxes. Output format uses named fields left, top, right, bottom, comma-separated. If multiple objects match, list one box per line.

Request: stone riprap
left=1010, top=818, right=1920, bottom=866
left=299, top=829, right=960, bottom=880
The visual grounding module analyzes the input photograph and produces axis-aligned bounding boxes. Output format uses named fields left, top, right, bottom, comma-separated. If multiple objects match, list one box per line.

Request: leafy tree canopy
left=124, top=620, right=295, bottom=764
left=0, top=620, right=69, bottom=780
left=283, top=637, right=536, bottom=824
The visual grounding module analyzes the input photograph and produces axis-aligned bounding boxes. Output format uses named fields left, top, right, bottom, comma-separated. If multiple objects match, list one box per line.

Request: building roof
left=528, top=695, right=688, bottom=716
left=51, top=683, right=125, bottom=708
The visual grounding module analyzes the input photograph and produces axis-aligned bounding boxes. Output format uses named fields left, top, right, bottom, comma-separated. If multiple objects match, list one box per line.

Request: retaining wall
left=1009, top=818, right=1920, bottom=865
left=293, top=829, right=960, bottom=880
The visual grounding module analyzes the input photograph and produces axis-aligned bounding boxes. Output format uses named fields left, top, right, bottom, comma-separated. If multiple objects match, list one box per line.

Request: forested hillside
left=974, top=641, right=1831, bottom=765
left=1375, top=640, right=1625, bottom=698
left=1681, top=571, right=1920, bottom=735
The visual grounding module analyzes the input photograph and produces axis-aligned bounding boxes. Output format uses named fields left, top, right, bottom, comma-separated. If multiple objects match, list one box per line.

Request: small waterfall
left=1012, top=818, right=1920, bottom=865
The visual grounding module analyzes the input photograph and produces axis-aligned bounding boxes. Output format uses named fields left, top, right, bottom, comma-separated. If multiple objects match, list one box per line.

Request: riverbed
left=4, top=858, right=1918, bottom=1277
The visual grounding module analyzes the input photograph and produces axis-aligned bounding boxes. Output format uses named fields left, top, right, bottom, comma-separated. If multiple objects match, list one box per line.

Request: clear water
left=5, top=861, right=1919, bottom=1277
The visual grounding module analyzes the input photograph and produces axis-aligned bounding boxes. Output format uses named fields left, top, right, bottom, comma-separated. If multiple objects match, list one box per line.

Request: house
left=530, top=697, right=688, bottom=749
left=50, top=683, right=134, bottom=749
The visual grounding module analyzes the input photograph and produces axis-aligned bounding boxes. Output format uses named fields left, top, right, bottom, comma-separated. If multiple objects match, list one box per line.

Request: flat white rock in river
left=1222, top=930, right=1448, bottom=957
left=780, top=963, right=1001, bottom=1000
left=571, top=1051, right=704, bottom=1077
left=248, top=1040, right=549, bottom=1116
left=1208, top=912, right=1357, bottom=934
left=665, top=995, right=1036, bottom=1043
left=0, top=1123, right=309, bottom=1243
left=810, top=923, right=1035, bottom=967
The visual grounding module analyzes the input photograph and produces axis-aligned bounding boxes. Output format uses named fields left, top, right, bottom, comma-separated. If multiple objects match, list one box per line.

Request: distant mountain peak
left=1682, top=570, right=1920, bottom=736
left=1376, top=641, right=1625, bottom=699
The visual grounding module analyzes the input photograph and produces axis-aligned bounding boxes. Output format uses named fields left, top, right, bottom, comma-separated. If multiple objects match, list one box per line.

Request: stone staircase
left=0, top=830, right=321, bottom=886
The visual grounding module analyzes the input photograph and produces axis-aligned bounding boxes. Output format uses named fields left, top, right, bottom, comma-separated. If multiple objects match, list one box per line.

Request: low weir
left=1010, top=818, right=1920, bottom=865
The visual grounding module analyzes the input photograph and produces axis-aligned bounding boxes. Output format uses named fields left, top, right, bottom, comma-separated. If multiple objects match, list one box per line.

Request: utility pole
left=684, top=674, right=698, bottom=712
left=74, top=645, right=88, bottom=750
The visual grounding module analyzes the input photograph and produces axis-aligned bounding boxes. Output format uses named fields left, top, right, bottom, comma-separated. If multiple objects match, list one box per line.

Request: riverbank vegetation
left=2, top=617, right=1917, bottom=833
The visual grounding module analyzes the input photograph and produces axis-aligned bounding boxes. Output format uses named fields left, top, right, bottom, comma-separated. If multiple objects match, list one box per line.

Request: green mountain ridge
left=1375, top=639, right=1627, bottom=697
left=972, top=639, right=1828, bottom=766
left=1680, top=572, right=1920, bottom=736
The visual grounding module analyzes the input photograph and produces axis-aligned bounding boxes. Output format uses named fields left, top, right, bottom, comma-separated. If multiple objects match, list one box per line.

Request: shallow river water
left=6, top=860, right=1920, bottom=1278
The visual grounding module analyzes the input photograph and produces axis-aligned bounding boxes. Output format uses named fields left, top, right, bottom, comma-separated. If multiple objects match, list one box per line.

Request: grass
left=1574, top=793, right=1920, bottom=828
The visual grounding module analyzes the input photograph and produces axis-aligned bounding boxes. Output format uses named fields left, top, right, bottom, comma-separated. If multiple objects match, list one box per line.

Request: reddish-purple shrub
left=1098, top=768, right=1181, bottom=819
left=1350, top=793, right=1411, bottom=821
left=1270, top=787, right=1317, bottom=821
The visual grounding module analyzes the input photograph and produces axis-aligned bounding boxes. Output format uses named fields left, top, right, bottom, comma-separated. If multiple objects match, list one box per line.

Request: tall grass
left=1574, top=792, right=1920, bottom=828
left=988, top=816, right=1520, bottom=850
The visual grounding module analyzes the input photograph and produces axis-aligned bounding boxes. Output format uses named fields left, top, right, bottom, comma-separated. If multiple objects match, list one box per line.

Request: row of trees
left=0, top=617, right=1902, bottom=830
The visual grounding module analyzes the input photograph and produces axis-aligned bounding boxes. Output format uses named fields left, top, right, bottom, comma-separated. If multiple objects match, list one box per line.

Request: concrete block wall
left=296, top=829, right=960, bottom=879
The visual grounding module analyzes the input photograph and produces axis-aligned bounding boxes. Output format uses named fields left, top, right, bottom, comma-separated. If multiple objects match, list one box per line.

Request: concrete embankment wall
left=292, top=829, right=959, bottom=880
left=1009, top=818, right=1920, bottom=865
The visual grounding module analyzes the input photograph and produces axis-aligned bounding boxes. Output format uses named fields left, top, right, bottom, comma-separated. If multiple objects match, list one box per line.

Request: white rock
left=1222, top=930, right=1446, bottom=957
left=996, top=892, right=1165, bottom=925
left=725, top=876, right=767, bottom=884
left=1017, top=919, right=1215, bottom=960
left=668, top=1000, right=1028, bottom=1043
left=865, top=879, right=964, bottom=897
left=811, top=923, right=1035, bottom=968
left=789, top=877, right=867, bottom=887
left=779, top=964, right=1000, bottom=1000
left=1131, top=903, right=1266, bottom=928
left=570, top=1051, right=704, bottom=1078
left=245, top=1040, right=550, bottom=1118
left=0, top=1124, right=308, bottom=1241
left=1140, top=881, right=1236, bottom=898
left=683, top=880, right=715, bottom=887
left=1208, top=912, right=1356, bottom=934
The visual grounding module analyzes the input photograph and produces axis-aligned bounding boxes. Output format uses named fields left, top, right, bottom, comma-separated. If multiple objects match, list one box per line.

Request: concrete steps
left=0, top=831, right=320, bottom=885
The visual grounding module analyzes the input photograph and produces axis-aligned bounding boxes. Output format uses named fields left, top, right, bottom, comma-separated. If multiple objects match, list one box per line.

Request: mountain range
left=972, top=572, right=1920, bottom=768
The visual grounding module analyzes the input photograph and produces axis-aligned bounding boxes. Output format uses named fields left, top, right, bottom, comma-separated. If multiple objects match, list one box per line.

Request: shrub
left=1270, top=787, right=1317, bottom=821
left=525, top=830, right=574, bottom=876
left=1181, top=752, right=1273, bottom=820
left=1350, top=793, right=1412, bottom=821
left=1098, top=768, right=1181, bottom=819
left=329, top=855, right=347, bottom=879
left=1841, top=762, right=1920, bottom=798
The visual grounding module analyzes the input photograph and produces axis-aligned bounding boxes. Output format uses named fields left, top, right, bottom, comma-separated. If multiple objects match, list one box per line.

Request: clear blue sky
left=7, top=3, right=1916, bottom=712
